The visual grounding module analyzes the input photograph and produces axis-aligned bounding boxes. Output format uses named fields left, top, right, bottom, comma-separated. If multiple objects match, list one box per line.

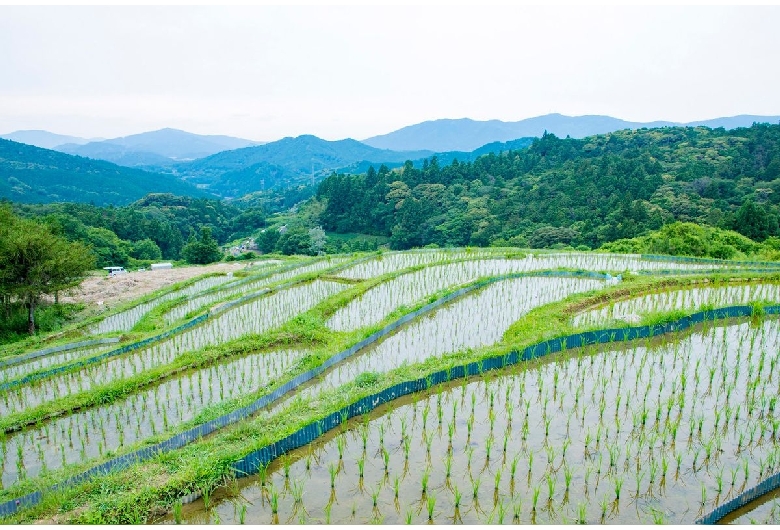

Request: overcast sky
left=1, top=5, right=778, bottom=142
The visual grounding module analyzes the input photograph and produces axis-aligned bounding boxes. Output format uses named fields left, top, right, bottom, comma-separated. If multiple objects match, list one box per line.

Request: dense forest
left=8, top=194, right=266, bottom=267
left=0, top=139, right=204, bottom=205
left=314, top=124, right=780, bottom=251
left=7, top=123, right=780, bottom=267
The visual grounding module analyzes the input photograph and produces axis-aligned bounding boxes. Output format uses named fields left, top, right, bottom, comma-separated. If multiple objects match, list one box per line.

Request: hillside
left=176, top=135, right=434, bottom=197
left=56, top=128, right=262, bottom=166
left=14, top=193, right=264, bottom=265
left=363, top=114, right=780, bottom=152
left=313, top=124, right=780, bottom=250
left=600, top=222, right=777, bottom=260
left=0, top=139, right=206, bottom=206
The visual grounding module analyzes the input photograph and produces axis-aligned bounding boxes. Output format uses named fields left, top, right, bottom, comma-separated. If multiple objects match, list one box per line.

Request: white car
left=104, top=266, right=128, bottom=277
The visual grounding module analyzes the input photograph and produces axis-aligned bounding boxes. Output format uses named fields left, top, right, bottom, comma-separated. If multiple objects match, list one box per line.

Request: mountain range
left=176, top=135, right=434, bottom=197
left=362, top=114, right=780, bottom=152
left=2, top=113, right=780, bottom=204
left=54, top=128, right=263, bottom=166
left=0, top=138, right=205, bottom=206
left=0, top=130, right=99, bottom=150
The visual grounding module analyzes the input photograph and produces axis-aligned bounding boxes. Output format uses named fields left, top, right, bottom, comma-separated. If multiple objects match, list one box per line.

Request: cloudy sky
left=0, top=5, right=778, bottom=142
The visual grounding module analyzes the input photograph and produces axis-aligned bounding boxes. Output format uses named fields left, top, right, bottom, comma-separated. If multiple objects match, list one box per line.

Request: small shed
left=150, top=263, right=173, bottom=271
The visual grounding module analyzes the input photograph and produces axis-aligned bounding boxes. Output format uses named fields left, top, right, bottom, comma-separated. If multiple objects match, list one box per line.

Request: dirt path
left=58, top=262, right=249, bottom=311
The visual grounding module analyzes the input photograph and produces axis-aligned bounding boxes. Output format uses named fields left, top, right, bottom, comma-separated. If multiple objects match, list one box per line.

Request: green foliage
left=277, top=226, right=312, bottom=256
left=14, top=193, right=264, bottom=263
left=130, top=239, right=163, bottom=261
left=181, top=227, right=223, bottom=265
left=600, top=222, right=761, bottom=260
left=355, top=372, right=380, bottom=388
left=310, top=124, right=780, bottom=251
left=0, top=205, right=94, bottom=334
left=86, top=227, right=131, bottom=267
left=0, top=138, right=204, bottom=205
left=0, top=301, right=83, bottom=344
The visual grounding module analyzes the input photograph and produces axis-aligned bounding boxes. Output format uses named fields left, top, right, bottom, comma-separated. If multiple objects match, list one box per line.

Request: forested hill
left=176, top=135, right=434, bottom=197
left=0, top=139, right=206, bottom=206
left=314, top=124, right=780, bottom=250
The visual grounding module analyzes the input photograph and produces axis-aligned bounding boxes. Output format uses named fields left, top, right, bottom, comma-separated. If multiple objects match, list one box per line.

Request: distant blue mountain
left=0, top=130, right=96, bottom=150
left=55, top=128, right=262, bottom=166
left=0, top=139, right=206, bottom=206
left=177, top=134, right=434, bottom=198
left=363, top=113, right=780, bottom=152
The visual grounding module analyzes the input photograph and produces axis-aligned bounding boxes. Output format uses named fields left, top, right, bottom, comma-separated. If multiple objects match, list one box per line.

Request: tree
left=0, top=213, right=94, bottom=334
left=733, top=199, right=776, bottom=241
left=130, top=238, right=163, bottom=261
left=308, top=226, right=327, bottom=255
left=257, top=228, right=280, bottom=254
left=86, top=226, right=131, bottom=267
left=277, top=226, right=312, bottom=255
left=181, top=226, right=223, bottom=264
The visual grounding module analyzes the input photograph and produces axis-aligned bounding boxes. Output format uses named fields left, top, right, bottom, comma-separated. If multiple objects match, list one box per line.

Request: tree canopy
left=0, top=205, right=94, bottom=334
left=312, top=124, right=780, bottom=250
left=181, top=226, right=223, bottom=265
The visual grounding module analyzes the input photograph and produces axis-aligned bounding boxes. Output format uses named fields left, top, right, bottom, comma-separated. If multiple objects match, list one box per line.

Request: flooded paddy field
left=161, top=257, right=345, bottom=325
left=572, top=282, right=780, bottom=327
left=333, top=250, right=742, bottom=283
left=0, top=348, right=307, bottom=489
left=163, top=318, right=780, bottom=524
left=0, top=343, right=113, bottom=385
left=89, top=274, right=235, bottom=335
left=0, top=280, right=347, bottom=416
left=326, top=260, right=589, bottom=332
left=3, top=250, right=780, bottom=524
left=290, top=275, right=605, bottom=407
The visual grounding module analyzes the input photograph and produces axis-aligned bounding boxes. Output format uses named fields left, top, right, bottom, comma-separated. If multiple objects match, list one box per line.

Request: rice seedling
left=427, top=494, right=436, bottom=520
left=172, top=500, right=183, bottom=524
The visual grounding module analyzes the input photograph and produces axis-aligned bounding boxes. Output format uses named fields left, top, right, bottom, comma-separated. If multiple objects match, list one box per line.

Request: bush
left=0, top=302, right=83, bottom=344
left=182, top=227, right=223, bottom=264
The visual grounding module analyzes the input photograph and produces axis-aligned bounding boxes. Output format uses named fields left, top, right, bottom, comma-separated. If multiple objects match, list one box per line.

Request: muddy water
left=162, top=318, right=780, bottom=524
left=0, top=348, right=308, bottom=489
left=572, top=283, right=780, bottom=327
left=723, top=488, right=780, bottom=524
left=0, top=281, right=347, bottom=417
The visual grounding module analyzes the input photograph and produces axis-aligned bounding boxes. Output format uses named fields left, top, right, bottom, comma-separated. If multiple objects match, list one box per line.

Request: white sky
left=0, top=5, right=778, bottom=142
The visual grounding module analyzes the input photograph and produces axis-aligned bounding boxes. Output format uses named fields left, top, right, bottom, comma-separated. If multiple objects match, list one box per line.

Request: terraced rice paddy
left=0, top=343, right=114, bottom=385
left=89, top=275, right=235, bottom=335
left=162, top=258, right=344, bottom=324
left=0, top=280, right=348, bottom=415
left=0, top=348, right=307, bottom=488
left=168, top=318, right=780, bottom=524
left=327, top=260, right=580, bottom=332
left=572, top=282, right=780, bottom=327
left=292, top=276, right=605, bottom=405
left=2, top=250, right=780, bottom=525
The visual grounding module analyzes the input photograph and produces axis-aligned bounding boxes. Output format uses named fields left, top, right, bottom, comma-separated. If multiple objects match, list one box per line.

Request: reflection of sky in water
left=573, top=283, right=780, bottom=327
left=171, top=319, right=780, bottom=525
left=289, top=276, right=604, bottom=405
left=0, top=280, right=347, bottom=416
